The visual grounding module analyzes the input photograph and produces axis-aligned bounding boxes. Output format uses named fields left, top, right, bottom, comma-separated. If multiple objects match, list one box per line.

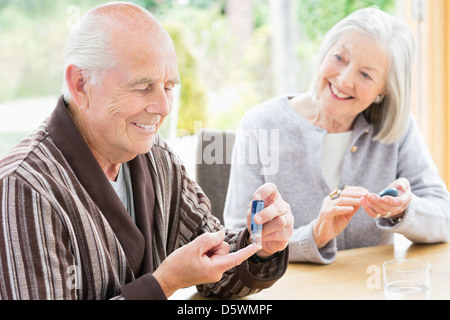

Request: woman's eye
left=335, top=54, right=343, bottom=62
left=361, top=72, right=371, bottom=80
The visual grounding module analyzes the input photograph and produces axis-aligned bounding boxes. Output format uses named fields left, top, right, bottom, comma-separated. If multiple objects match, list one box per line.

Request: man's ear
left=65, top=65, right=89, bottom=109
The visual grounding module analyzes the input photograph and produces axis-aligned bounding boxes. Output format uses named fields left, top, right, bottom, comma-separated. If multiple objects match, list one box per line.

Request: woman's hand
left=360, top=178, right=412, bottom=220
left=313, top=186, right=368, bottom=248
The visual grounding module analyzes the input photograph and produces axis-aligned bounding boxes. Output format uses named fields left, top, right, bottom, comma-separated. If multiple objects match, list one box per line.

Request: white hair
left=61, top=9, right=117, bottom=103
left=309, top=8, right=415, bottom=144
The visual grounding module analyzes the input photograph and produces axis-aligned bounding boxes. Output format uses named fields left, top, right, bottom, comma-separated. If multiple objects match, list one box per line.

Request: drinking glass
left=383, top=259, right=431, bottom=300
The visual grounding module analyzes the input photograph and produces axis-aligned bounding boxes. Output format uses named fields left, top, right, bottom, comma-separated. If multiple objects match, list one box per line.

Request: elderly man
left=0, top=2, right=293, bottom=300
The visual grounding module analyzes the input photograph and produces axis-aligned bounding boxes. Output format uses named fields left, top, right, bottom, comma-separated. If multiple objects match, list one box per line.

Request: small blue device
left=378, top=187, right=399, bottom=197
left=251, top=200, right=264, bottom=249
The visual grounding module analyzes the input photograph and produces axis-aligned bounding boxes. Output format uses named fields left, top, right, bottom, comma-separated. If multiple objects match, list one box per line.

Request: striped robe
left=0, top=96, right=287, bottom=300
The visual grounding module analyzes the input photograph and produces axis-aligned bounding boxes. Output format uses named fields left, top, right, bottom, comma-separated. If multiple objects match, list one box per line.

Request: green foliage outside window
left=298, top=0, right=395, bottom=42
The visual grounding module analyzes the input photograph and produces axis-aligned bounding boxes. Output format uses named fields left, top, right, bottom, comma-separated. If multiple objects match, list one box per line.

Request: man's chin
left=137, top=141, right=155, bottom=154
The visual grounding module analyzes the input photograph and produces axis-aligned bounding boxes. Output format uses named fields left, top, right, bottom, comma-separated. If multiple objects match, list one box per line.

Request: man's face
left=82, top=26, right=179, bottom=162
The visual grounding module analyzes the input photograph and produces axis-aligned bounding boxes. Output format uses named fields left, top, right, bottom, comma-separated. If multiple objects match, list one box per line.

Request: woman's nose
left=338, top=66, right=356, bottom=89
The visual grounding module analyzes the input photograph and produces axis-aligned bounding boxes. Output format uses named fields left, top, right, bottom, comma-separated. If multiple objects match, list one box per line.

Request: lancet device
left=251, top=200, right=264, bottom=249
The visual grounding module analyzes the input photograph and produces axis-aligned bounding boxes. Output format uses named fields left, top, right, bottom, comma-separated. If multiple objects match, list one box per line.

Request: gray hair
left=309, top=8, right=415, bottom=144
left=61, top=10, right=117, bottom=103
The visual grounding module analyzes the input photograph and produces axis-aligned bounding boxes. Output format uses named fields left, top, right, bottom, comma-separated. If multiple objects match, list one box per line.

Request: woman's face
left=316, top=31, right=390, bottom=127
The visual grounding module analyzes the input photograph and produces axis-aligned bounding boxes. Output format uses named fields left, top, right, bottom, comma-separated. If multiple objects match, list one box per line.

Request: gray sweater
left=224, top=95, right=450, bottom=264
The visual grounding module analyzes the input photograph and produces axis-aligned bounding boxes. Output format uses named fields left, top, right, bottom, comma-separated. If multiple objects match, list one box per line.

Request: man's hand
left=247, top=183, right=294, bottom=258
left=153, top=231, right=258, bottom=298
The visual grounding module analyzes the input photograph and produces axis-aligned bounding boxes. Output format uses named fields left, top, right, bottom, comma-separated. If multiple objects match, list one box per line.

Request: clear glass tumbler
left=383, top=259, right=431, bottom=300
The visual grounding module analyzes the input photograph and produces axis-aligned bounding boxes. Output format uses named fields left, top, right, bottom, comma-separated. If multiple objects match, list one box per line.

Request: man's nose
left=145, top=87, right=172, bottom=117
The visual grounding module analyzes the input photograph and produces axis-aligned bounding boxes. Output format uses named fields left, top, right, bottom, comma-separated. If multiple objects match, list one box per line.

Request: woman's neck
left=289, top=94, right=355, bottom=133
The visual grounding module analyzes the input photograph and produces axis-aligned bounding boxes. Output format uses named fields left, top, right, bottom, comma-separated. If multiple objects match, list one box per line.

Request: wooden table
left=170, top=240, right=450, bottom=300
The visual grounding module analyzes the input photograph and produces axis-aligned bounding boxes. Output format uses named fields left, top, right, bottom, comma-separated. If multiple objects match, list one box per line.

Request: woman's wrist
left=312, top=220, right=328, bottom=249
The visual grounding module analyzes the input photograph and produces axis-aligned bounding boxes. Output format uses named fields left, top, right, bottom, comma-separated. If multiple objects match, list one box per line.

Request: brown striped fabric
left=0, top=96, right=288, bottom=300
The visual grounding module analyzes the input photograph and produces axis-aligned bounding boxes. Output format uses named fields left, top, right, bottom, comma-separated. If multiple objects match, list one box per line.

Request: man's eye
left=133, top=87, right=149, bottom=95
left=165, top=83, right=175, bottom=91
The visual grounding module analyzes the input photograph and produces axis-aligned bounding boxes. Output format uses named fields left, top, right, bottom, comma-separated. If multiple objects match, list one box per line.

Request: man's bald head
left=61, top=2, right=175, bottom=102
left=88, top=2, right=165, bottom=33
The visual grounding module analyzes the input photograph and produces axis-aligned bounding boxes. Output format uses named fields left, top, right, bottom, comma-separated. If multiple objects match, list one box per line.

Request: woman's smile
left=329, top=83, right=354, bottom=100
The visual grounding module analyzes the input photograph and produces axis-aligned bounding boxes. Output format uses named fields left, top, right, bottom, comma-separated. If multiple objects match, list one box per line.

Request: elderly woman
left=224, top=8, right=450, bottom=264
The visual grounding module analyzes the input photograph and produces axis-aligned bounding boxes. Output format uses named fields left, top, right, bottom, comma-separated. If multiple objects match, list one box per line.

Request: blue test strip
left=378, top=188, right=398, bottom=197
left=251, top=200, right=264, bottom=249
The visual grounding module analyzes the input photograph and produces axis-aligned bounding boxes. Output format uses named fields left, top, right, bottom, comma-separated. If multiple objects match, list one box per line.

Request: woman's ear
left=65, top=65, right=89, bottom=109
